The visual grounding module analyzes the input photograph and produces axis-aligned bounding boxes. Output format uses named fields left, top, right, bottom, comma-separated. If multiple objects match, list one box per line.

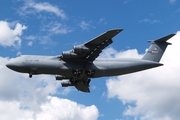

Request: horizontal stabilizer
left=154, top=34, right=175, bottom=43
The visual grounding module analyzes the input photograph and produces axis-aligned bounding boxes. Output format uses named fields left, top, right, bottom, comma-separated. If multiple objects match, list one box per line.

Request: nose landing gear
left=29, top=71, right=34, bottom=78
left=29, top=68, right=37, bottom=78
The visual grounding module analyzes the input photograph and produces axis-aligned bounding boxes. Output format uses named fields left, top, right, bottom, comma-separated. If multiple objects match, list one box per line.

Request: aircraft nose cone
left=6, top=61, right=16, bottom=70
left=6, top=57, right=25, bottom=72
left=6, top=59, right=23, bottom=71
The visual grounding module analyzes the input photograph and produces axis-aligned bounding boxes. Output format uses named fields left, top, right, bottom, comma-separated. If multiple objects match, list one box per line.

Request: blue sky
left=1, top=0, right=180, bottom=120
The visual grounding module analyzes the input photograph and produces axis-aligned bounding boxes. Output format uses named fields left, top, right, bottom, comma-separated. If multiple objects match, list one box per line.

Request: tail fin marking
left=142, top=34, right=175, bottom=62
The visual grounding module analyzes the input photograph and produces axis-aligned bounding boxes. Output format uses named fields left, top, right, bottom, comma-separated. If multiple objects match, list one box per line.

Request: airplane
left=6, top=29, right=175, bottom=92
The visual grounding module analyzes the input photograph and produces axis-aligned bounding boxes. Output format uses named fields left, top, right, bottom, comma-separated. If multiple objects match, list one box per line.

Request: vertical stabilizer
left=142, top=34, right=175, bottom=62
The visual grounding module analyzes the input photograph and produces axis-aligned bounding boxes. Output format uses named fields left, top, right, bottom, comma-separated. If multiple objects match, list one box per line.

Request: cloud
left=98, top=18, right=107, bottom=25
left=170, top=0, right=176, bottom=4
left=16, top=52, right=22, bottom=56
left=36, top=96, right=99, bottom=120
left=27, top=41, right=33, bottom=46
left=0, top=21, right=27, bottom=47
left=24, top=22, right=72, bottom=47
left=79, top=21, right=92, bottom=31
left=41, top=21, right=73, bottom=35
left=139, top=18, right=161, bottom=24
left=19, top=1, right=67, bottom=19
left=0, top=57, right=99, bottom=119
left=100, top=47, right=142, bottom=59
left=0, top=96, right=99, bottom=120
left=24, top=35, right=37, bottom=46
left=25, top=35, right=36, bottom=41
left=0, top=57, right=59, bottom=109
left=106, top=32, right=180, bottom=119
left=99, top=47, right=118, bottom=58
left=24, top=34, right=56, bottom=46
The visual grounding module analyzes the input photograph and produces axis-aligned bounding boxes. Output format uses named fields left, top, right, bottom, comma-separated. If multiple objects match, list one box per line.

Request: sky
left=0, top=0, right=180, bottom=120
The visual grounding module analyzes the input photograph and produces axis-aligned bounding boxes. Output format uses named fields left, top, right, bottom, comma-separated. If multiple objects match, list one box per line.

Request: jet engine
left=62, top=52, right=77, bottom=59
left=61, top=81, right=74, bottom=87
left=55, top=75, right=69, bottom=80
left=73, top=45, right=90, bottom=53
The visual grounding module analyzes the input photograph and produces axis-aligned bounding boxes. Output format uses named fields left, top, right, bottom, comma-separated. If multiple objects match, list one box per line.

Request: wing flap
left=85, top=38, right=113, bottom=61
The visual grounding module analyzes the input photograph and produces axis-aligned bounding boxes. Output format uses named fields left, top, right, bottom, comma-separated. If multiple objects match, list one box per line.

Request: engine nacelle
left=73, top=45, right=90, bottom=53
left=62, top=51, right=77, bottom=59
left=55, top=75, right=69, bottom=80
left=61, top=81, right=74, bottom=87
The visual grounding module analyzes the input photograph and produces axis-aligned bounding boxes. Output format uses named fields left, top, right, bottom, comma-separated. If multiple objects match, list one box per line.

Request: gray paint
left=6, top=29, right=175, bottom=92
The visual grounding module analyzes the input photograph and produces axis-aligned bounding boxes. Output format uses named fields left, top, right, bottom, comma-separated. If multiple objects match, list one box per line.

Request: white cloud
left=0, top=96, right=99, bottom=120
left=16, top=52, right=22, bottom=56
left=100, top=47, right=118, bottom=58
left=0, top=21, right=27, bottom=47
left=36, top=96, right=99, bottom=120
left=106, top=32, right=180, bottom=119
left=0, top=101, right=33, bottom=120
left=98, top=18, right=107, bottom=25
left=24, top=21, right=72, bottom=46
left=41, top=21, right=73, bottom=34
left=25, top=35, right=36, bottom=41
left=0, top=57, right=58, bottom=109
left=24, top=35, right=37, bottom=46
left=59, top=87, right=72, bottom=95
left=139, top=18, right=161, bottom=24
left=28, top=41, right=33, bottom=46
left=19, top=1, right=67, bottom=19
left=38, top=35, right=56, bottom=45
left=79, top=21, right=92, bottom=31
left=24, top=34, right=57, bottom=46
left=0, top=57, right=99, bottom=119
left=170, top=0, right=176, bottom=4
left=100, top=47, right=142, bottom=59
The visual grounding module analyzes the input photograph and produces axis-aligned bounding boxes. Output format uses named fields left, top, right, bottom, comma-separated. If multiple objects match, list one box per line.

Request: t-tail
left=142, top=34, right=175, bottom=62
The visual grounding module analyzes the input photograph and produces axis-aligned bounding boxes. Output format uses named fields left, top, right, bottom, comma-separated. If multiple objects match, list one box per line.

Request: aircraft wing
left=61, top=29, right=123, bottom=62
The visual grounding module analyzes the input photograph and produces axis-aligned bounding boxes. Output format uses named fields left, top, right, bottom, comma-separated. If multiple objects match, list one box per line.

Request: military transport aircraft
left=6, top=29, right=175, bottom=92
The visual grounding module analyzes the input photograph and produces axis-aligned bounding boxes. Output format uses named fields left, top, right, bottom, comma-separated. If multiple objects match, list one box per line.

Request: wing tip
left=107, top=28, right=124, bottom=33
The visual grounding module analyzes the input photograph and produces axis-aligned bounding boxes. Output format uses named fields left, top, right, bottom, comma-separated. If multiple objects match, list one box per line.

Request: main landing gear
left=85, top=70, right=95, bottom=77
left=72, top=69, right=95, bottom=78
left=69, top=69, right=95, bottom=86
left=69, top=78, right=91, bottom=86
left=72, top=69, right=82, bottom=77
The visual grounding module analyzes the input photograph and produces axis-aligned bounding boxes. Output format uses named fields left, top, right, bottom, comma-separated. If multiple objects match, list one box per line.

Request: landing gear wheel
left=72, top=69, right=82, bottom=77
left=29, top=74, right=32, bottom=78
left=85, top=70, right=95, bottom=77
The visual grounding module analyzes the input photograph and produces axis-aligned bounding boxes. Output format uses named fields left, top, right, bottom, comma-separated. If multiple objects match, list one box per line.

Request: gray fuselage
left=6, top=55, right=162, bottom=79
